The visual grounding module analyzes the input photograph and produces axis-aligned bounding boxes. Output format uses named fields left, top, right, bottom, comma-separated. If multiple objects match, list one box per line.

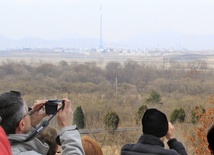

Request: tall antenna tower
left=99, top=6, right=103, bottom=49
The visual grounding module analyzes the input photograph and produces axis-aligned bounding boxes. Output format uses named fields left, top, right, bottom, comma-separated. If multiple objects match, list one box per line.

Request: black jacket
left=121, top=134, right=188, bottom=155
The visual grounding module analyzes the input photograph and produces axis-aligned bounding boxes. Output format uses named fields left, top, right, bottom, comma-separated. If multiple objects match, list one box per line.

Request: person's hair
left=0, top=91, right=26, bottom=135
left=81, top=135, right=103, bottom=155
left=36, top=126, right=58, bottom=155
left=207, top=124, right=214, bottom=153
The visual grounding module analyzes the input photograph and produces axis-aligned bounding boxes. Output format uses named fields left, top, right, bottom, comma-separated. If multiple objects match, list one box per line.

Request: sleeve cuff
left=55, top=125, right=78, bottom=146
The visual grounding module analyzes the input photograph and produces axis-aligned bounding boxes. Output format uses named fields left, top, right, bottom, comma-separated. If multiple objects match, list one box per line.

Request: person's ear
left=16, top=119, right=25, bottom=133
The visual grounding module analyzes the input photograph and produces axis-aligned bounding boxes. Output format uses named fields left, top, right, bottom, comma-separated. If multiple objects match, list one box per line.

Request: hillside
left=1, top=31, right=214, bottom=50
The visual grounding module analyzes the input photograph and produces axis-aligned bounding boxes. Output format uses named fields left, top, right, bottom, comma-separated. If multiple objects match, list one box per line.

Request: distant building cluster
left=2, top=46, right=189, bottom=58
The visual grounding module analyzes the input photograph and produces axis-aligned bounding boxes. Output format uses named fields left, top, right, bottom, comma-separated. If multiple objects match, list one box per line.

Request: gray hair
left=0, top=91, right=26, bottom=134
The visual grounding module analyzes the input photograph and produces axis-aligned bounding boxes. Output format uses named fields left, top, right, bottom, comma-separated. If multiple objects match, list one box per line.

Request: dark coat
left=121, top=134, right=188, bottom=155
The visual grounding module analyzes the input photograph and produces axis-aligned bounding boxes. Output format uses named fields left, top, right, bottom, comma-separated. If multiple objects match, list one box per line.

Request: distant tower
left=99, top=6, right=103, bottom=49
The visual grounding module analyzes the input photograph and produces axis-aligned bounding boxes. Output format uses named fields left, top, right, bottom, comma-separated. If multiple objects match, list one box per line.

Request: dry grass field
left=1, top=49, right=214, bottom=68
left=1, top=49, right=214, bottom=155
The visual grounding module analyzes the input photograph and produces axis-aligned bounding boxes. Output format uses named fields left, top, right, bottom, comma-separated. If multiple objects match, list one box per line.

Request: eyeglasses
left=17, top=107, right=33, bottom=127
left=25, top=106, right=44, bottom=117
left=28, top=107, right=33, bottom=115
left=23, top=107, right=33, bottom=118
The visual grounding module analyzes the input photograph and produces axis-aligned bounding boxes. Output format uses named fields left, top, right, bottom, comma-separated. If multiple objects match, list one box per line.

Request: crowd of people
left=0, top=90, right=213, bottom=155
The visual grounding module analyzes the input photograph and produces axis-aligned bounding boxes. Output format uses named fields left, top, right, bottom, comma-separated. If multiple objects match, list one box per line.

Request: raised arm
left=57, top=98, right=85, bottom=155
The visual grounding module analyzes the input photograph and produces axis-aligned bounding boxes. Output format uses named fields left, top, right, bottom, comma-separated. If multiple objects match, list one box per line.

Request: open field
left=1, top=50, right=214, bottom=68
left=1, top=49, right=214, bottom=155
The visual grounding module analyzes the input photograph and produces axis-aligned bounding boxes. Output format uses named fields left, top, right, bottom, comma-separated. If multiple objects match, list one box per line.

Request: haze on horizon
left=0, top=0, right=214, bottom=51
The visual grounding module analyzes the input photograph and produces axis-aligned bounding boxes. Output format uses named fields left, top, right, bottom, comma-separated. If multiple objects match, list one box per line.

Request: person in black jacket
left=207, top=124, right=214, bottom=155
left=121, top=108, right=188, bottom=155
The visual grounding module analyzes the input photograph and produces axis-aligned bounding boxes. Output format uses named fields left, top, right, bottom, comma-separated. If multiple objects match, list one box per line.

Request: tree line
left=0, top=59, right=213, bottom=154
left=0, top=59, right=212, bottom=96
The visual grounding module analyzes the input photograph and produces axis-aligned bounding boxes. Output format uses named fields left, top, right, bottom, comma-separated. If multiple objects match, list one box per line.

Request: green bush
left=135, top=105, right=148, bottom=125
left=104, top=111, right=120, bottom=134
left=145, top=90, right=161, bottom=104
left=191, top=106, right=205, bottom=124
left=170, top=108, right=186, bottom=123
left=176, top=108, right=186, bottom=123
left=170, top=109, right=178, bottom=123
left=73, top=106, right=85, bottom=129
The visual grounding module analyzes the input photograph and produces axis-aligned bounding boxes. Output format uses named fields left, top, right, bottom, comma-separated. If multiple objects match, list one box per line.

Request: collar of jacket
left=8, top=133, right=49, bottom=155
left=138, top=134, right=165, bottom=147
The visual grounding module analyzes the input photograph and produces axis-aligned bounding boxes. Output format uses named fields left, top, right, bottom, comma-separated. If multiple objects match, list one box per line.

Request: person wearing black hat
left=121, top=108, right=188, bottom=155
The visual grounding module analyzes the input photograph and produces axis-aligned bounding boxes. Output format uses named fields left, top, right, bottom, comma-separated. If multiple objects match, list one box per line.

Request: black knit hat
left=142, top=108, right=168, bottom=138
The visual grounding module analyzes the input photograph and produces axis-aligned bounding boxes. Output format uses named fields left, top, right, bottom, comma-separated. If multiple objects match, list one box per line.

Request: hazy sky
left=0, top=0, right=214, bottom=42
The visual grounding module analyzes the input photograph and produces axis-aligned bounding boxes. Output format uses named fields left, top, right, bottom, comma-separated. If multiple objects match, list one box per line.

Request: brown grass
left=1, top=50, right=214, bottom=155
